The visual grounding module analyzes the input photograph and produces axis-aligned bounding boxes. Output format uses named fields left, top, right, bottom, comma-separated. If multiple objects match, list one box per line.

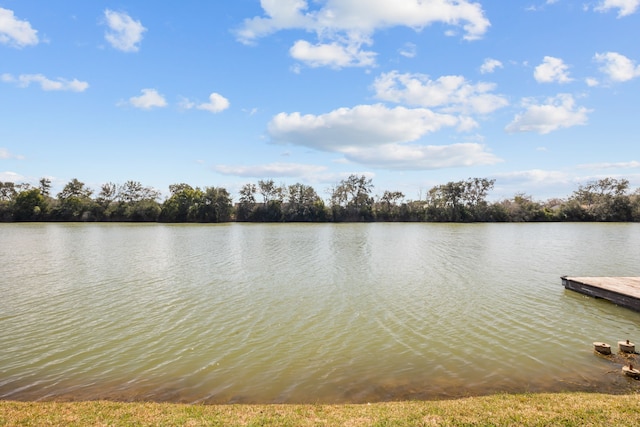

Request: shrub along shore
left=2, top=393, right=640, bottom=426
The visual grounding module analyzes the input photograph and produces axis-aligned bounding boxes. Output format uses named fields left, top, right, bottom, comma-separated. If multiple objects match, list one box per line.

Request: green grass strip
left=2, top=393, right=640, bottom=426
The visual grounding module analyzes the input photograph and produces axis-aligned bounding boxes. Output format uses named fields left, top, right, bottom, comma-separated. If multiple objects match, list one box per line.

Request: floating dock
left=562, top=276, right=640, bottom=312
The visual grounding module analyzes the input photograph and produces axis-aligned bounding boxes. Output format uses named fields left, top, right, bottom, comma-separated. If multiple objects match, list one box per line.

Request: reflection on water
left=1, top=222, right=640, bottom=403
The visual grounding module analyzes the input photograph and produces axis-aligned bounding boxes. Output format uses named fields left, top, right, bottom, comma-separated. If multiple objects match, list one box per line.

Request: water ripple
left=1, top=223, right=640, bottom=402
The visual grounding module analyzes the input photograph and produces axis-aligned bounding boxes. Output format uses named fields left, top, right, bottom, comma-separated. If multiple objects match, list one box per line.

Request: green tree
left=631, top=188, right=640, bottom=222
left=424, top=178, right=496, bottom=222
left=255, top=179, right=284, bottom=222
left=205, top=187, right=233, bottom=222
left=0, top=181, right=18, bottom=202
left=426, top=180, right=467, bottom=222
left=53, top=178, right=95, bottom=221
left=375, top=190, right=405, bottom=221
left=98, top=181, right=161, bottom=221
left=236, top=183, right=257, bottom=221
left=463, top=178, right=495, bottom=221
left=97, top=182, right=119, bottom=219
left=0, top=181, right=18, bottom=221
left=125, top=199, right=161, bottom=222
left=159, top=183, right=201, bottom=222
left=330, top=175, right=374, bottom=221
left=13, top=188, right=46, bottom=221
left=119, top=180, right=160, bottom=203
left=557, top=199, right=588, bottom=221
left=257, top=179, right=282, bottom=204
left=187, top=186, right=232, bottom=222
left=38, top=178, right=52, bottom=198
left=571, top=178, right=632, bottom=221
left=496, top=193, right=551, bottom=222
left=285, top=183, right=327, bottom=222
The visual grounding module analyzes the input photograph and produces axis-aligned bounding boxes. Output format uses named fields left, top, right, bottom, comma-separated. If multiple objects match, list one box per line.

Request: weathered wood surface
left=562, top=276, right=640, bottom=312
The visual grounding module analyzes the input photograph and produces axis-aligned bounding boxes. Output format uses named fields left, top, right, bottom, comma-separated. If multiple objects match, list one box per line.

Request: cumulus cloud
left=180, top=93, right=230, bottom=113
left=1, top=73, right=89, bottom=92
left=290, top=40, right=376, bottom=68
left=104, top=9, right=146, bottom=52
left=127, top=88, right=167, bottom=109
left=585, top=77, right=600, bottom=87
left=373, top=71, right=508, bottom=115
left=505, top=93, right=591, bottom=134
left=534, top=56, right=573, bottom=83
left=236, top=0, right=490, bottom=68
left=269, top=104, right=458, bottom=149
left=215, top=162, right=327, bottom=177
left=480, top=58, right=503, bottom=74
left=341, top=142, right=501, bottom=170
left=267, top=103, right=501, bottom=169
left=198, top=93, right=230, bottom=113
left=594, top=0, right=640, bottom=17
left=0, top=7, right=39, bottom=48
left=594, top=51, right=640, bottom=82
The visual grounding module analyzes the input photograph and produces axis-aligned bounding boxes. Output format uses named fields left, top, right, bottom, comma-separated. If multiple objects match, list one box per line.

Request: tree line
left=1, top=175, right=639, bottom=223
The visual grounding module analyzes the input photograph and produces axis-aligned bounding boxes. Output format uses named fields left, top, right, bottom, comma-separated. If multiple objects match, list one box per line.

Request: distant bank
left=2, top=176, right=639, bottom=223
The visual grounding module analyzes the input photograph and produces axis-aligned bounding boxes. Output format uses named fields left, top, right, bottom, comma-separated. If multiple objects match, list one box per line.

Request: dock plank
left=562, top=276, right=640, bottom=312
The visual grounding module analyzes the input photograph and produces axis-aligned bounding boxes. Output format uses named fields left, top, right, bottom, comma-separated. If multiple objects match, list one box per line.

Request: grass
left=2, top=393, right=640, bottom=426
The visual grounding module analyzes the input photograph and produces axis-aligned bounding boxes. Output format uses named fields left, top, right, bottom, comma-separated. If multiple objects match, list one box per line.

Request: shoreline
left=3, top=392, right=640, bottom=426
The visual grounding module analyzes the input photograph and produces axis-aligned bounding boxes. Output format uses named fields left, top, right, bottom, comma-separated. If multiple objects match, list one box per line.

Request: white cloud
left=577, top=160, right=640, bottom=169
left=594, top=51, right=640, bottom=82
left=480, top=58, right=503, bottom=74
left=180, top=93, right=230, bottom=113
left=290, top=40, right=376, bottom=68
left=0, top=171, right=25, bottom=182
left=594, top=0, right=640, bottom=17
left=269, top=104, right=459, bottom=149
left=534, top=56, right=573, bottom=83
left=103, top=10, right=146, bottom=52
left=373, top=71, right=508, bottom=115
left=0, top=7, right=39, bottom=48
left=505, top=93, right=591, bottom=134
left=398, top=42, right=417, bottom=58
left=215, top=162, right=327, bottom=177
left=198, top=94, right=230, bottom=113
left=236, top=0, right=490, bottom=68
left=492, top=169, right=572, bottom=198
left=267, top=103, right=501, bottom=169
left=0, top=148, right=25, bottom=160
left=496, top=169, right=569, bottom=184
left=585, top=77, right=600, bottom=87
left=127, top=89, right=167, bottom=109
left=178, top=97, right=195, bottom=110
left=198, top=93, right=230, bottom=113
left=342, top=142, right=501, bottom=170
left=525, top=0, right=560, bottom=12
left=1, top=73, right=89, bottom=92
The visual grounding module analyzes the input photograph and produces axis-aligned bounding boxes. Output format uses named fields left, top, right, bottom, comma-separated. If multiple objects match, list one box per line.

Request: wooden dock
left=562, top=276, right=640, bottom=312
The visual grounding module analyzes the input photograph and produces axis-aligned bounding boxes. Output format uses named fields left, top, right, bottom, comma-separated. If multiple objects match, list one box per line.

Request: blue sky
left=1, top=0, right=639, bottom=202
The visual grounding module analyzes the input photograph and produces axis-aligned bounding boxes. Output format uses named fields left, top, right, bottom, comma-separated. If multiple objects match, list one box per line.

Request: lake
left=1, top=222, right=639, bottom=403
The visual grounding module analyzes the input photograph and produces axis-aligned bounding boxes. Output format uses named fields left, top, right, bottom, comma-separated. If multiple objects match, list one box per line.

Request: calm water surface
left=1, top=222, right=640, bottom=403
